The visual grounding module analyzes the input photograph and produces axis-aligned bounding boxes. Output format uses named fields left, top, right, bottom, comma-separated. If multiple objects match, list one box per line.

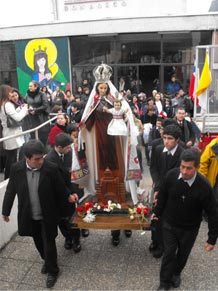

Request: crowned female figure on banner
left=79, top=64, right=141, bottom=205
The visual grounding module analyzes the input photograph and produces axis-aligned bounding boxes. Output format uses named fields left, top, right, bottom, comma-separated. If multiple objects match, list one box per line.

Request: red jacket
left=48, top=124, right=64, bottom=147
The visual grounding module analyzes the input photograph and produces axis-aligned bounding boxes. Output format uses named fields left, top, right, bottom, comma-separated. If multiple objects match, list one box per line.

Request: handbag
left=4, top=104, right=22, bottom=128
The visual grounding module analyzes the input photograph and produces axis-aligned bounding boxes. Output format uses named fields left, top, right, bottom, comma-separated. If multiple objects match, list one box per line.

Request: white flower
left=97, top=205, right=101, bottom=210
left=130, top=215, right=135, bottom=220
left=83, top=213, right=96, bottom=223
left=117, top=203, right=121, bottom=209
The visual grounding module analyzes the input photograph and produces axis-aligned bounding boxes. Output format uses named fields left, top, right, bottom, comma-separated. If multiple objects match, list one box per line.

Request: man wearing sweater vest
left=153, top=148, right=218, bottom=290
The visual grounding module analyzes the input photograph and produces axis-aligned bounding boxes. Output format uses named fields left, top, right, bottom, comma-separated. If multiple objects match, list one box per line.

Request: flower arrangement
left=76, top=202, right=96, bottom=223
left=128, top=203, right=152, bottom=222
left=76, top=200, right=123, bottom=223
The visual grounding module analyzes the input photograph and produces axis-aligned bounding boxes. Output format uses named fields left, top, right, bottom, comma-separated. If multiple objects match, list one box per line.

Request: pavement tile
left=0, top=280, right=18, bottom=290
left=120, top=273, right=158, bottom=291
left=53, top=266, right=91, bottom=290
left=0, top=241, right=38, bottom=262
left=189, top=263, right=218, bottom=290
left=21, top=262, right=50, bottom=288
left=12, top=235, right=33, bottom=244
left=0, top=258, right=33, bottom=283
left=77, top=270, right=125, bottom=290
left=58, top=249, right=98, bottom=268
left=16, top=283, right=47, bottom=291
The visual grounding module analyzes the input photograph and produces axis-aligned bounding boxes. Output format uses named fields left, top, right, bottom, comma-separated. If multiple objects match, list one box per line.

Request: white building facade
left=0, top=0, right=218, bottom=93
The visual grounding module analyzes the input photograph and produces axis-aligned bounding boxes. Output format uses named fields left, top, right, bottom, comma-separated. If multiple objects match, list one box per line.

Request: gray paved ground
left=0, top=162, right=218, bottom=290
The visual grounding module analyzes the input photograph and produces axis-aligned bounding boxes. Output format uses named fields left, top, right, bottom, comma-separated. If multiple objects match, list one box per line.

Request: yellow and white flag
left=196, top=51, right=212, bottom=114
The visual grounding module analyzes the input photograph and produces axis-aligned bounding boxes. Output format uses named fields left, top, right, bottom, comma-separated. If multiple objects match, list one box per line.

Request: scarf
left=27, top=87, right=40, bottom=98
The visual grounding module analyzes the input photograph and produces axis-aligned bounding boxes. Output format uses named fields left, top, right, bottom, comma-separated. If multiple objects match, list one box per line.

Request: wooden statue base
left=71, top=168, right=151, bottom=231
left=96, top=168, right=126, bottom=204
left=72, top=215, right=150, bottom=230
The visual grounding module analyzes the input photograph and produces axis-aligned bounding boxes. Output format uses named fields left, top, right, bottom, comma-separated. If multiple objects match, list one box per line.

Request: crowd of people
left=0, top=64, right=218, bottom=290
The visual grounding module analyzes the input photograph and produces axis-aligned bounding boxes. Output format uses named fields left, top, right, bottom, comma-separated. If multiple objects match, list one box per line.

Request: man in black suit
left=153, top=149, right=218, bottom=290
left=2, top=140, right=70, bottom=288
left=149, top=124, right=184, bottom=258
left=174, top=107, right=195, bottom=147
left=46, top=133, right=81, bottom=253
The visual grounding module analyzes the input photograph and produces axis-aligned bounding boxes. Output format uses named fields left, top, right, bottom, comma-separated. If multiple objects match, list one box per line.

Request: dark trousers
left=213, top=177, right=218, bottom=211
left=4, top=149, right=17, bottom=179
left=160, top=221, right=199, bottom=285
left=59, top=218, right=80, bottom=242
left=32, top=220, right=59, bottom=275
left=59, top=201, right=80, bottom=242
left=0, top=154, right=6, bottom=172
left=151, top=218, right=163, bottom=249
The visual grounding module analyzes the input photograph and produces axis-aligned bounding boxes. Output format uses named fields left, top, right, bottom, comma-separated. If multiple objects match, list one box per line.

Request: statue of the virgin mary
left=78, top=64, right=141, bottom=205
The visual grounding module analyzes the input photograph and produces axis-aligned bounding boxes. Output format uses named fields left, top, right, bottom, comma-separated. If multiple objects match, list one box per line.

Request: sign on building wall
left=15, top=37, right=71, bottom=96
left=57, top=0, right=188, bottom=21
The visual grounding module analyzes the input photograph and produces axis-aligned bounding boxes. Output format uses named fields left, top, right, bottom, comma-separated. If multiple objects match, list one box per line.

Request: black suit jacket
left=45, top=149, right=76, bottom=195
left=150, top=144, right=184, bottom=192
left=2, top=159, right=69, bottom=239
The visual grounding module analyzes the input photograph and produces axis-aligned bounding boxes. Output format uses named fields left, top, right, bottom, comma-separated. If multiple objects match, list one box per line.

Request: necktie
left=60, top=154, right=64, bottom=162
left=165, top=151, right=172, bottom=169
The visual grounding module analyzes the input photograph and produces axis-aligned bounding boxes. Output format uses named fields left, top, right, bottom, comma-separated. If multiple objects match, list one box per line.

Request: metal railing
left=193, top=114, right=218, bottom=133
left=0, top=115, right=57, bottom=144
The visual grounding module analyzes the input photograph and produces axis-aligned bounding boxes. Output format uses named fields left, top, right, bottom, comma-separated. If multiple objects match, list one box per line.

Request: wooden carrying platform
left=71, top=168, right=150, bottom=231
left=72, top=215, right=150, bottom=231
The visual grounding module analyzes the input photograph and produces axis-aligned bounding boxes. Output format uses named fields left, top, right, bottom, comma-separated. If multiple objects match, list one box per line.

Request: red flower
left=76, top=206, right=85, bottom=213
left=143, top=208, right=149, bottom=216
left=136, top=207, right=142, bottom=214
left=84, top=202, right=93, bottom=211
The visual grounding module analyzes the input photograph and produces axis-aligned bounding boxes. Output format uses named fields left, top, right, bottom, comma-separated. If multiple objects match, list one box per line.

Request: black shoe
left=149, top=242, right=158, bottom=252
left=46, top=273, right=58, bottom=288
left=64, top=239, right=73, bottom=250
left=112, top=236, right=120, bottom=246
left=171, top=275, right=181, bottom=288
left=124, top=230, right=132, bottom=238
left=41, top=263, right=47, bottom=274
left=157, top=283, right=171, bottom=290
left=152, top=248, right=163, bottom=258
left=72, top=241, right=81, bottom=253
left=81, top=229, right=89, bottom=237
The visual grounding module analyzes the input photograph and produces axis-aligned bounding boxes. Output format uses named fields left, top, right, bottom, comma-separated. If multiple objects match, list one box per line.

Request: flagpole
left=194, top=47, right=198, bottom=118
left=206, top=47, right=209, bottom=115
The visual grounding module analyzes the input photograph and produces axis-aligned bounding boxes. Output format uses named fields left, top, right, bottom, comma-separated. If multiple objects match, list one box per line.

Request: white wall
left=0, top=0, right=213, bottom=28
left=0, top=180, right=18, bottom=249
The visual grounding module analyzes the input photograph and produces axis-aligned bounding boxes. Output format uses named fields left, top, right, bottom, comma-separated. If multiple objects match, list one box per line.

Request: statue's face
left=114, top=101, right=121, bottom=110
left=98, top=83, right=108, bottom=96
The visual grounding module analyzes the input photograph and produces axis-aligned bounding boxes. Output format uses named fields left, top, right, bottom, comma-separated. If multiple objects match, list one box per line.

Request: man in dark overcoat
left=149, top=124, right=184, bottom=258
left=46, top=132, right=82, bottom=252
left=2, top=139, right=70, bottom=288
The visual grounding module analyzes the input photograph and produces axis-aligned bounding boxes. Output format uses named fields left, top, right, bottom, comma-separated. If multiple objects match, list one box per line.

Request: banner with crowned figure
left=15, top=37, right=71, bottom=96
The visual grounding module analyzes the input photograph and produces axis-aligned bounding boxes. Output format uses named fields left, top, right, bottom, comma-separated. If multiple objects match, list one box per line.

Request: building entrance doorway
left=139, top=66, right=160, bottom=96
